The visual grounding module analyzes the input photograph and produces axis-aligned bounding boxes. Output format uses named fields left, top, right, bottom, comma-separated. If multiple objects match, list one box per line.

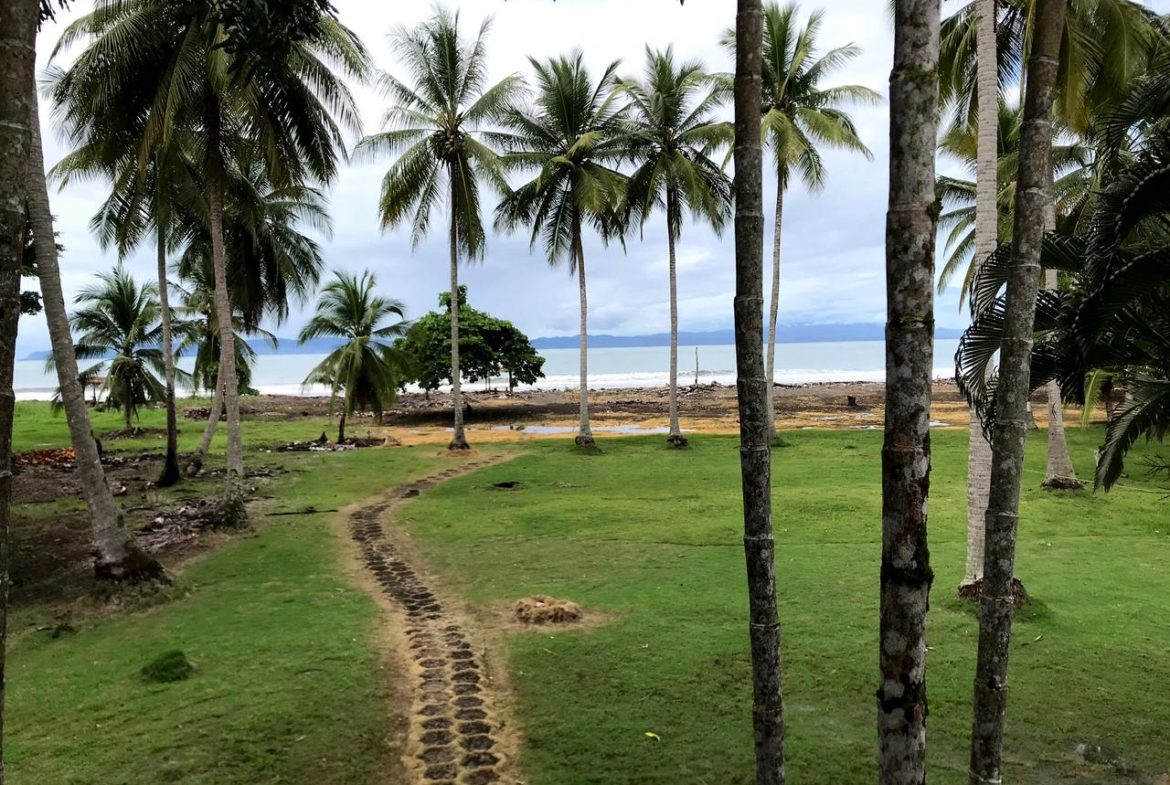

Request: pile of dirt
left=958, top=577, right=1031, bottom=606
left=514, top=595, right=584, bottom=624
left=12, top=448, right=76, bottom=469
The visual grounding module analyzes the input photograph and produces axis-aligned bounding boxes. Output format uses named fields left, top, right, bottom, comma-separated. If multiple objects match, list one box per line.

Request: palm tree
left=724, top=2, right=879, bottom=442
left=173, top=268, right=277, bottom=476
left=969, top=1, right=1068, bottom=779
left=51, top=0, right=369, bottom=504
left=495, top=52, right=627, bottom=448
left=58, top=266, right=182, bottom=432
left=877, top=0, right=942, bottom=781
left=48, top=136, right=200, bottom=487
left=940, top=0, right=1158, bottom=491
left=727, top=0, right=787, bottom=781
left=354, top=6, right=521, bottom=451
left=618, top=46, right=733, bottom=448
left=299, top=271, right=412, bottom=443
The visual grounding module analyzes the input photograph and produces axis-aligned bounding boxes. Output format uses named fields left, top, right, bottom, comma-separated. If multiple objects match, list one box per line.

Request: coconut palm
left=49, top=137, right=201, bottom=487
left=495, top=52, right=628, bottom=447
left=724, top=2, right=879, bottom=442
left=354, top=6, right=521, bottom=451
left=299, top=271, right=412, bottom=443
left=51, top=0, right=369, bottom=503
left=618, top=46, right=733, bottom=448
left=57, top=266, right=181, bottom=431
left=937, top=100, right=1092, bottom=300
left=941, top=0, right=1159, bottom=493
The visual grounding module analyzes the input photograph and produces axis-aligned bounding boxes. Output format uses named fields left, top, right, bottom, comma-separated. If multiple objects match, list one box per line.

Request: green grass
left=7, top=401, right=500, bottom=785
left=9, top=399, right=1169, bottom=784
left=400, top=429, right=1170, bottom=784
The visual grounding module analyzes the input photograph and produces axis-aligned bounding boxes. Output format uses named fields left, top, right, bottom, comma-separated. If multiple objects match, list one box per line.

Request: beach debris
left=514, top=595, right=583, bottom=625
left=12, top=448, right=76, bottom=469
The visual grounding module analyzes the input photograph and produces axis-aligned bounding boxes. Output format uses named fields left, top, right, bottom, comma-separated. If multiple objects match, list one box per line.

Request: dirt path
left=346, top=455, right=519, bottom=785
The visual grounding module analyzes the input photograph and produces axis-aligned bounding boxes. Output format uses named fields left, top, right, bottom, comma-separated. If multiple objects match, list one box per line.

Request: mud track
left=348, top=455, right=517, bottom=785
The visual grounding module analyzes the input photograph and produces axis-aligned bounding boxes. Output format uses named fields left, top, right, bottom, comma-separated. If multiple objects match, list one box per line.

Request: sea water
left=12, top=339, right=963, bottom=400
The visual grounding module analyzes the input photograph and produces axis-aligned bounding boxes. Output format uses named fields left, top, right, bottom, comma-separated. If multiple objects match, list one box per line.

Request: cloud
left=23, top=0, right=1081, bottom=354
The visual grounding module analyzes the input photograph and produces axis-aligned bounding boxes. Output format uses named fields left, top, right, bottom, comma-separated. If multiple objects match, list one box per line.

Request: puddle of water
left=929, top=421, right=950, bottom=428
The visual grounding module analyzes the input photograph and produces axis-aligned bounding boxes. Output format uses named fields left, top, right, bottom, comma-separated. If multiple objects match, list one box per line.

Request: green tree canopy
left=396, top=287, right=545, bottom=392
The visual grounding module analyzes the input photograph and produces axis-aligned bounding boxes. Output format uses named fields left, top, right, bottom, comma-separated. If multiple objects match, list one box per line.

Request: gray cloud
left=23, top=0, right=1166, bottom=354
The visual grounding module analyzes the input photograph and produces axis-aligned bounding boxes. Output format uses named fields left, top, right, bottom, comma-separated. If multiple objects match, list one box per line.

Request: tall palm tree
left=969, top=1, right=1068, bottom=778
left=299, top=271, right=412, bottom=443
left=940, top=0, right=1158, bottom=491
left=51, top=0, right=369, bottom=504
left=495, top=52, right=628, bottom=448
left=878, top=0, right=942, bottom=781
left=618, top=46, right=733, bottom=448
left=48, top=137, right=199, bottom=487
left=354, top=6, right=521, bottom=451
left=724, top=2, right=879, bottom=442
left=727, top=3, right=785, bottom=782
left=58, top=266, right=183, bottom=432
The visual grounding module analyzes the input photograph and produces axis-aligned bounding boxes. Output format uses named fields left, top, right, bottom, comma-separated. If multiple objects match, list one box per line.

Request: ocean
left=12, top=339, right=963, bottom=400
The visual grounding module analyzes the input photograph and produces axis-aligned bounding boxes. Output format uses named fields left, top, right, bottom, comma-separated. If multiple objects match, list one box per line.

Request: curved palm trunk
left=156, top=224, right=180, bottom=487
left=968, top=2, right=1067, bottom=780
left=1041, top=269, right=1080, bottom=487
left=207, top=109, right=245, bottom=500
left=878, top=2, right=940, bottom=782
left=186, top=371, right=223, bottom=477
left=963, top=0, right=998, bottom=589
left=337, top=406, right=347, bottom=444
left=573, top=223, right=594, bottom=447
left=27, top=90, right=162, bottom=581
left=764, top=181, right=784, bottom=443
left=0, top=0, right=40, bottom=772
left=122, top=375, right=133, bottom=431
left=666, top=195, right=686, bottom=447
left=448, top=180, right=469, bottom=451
left=733, top=2, right=785, bottom=783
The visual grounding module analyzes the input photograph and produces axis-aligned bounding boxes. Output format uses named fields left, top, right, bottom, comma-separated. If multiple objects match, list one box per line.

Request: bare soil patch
left=513, top=595, right=584, bottom=625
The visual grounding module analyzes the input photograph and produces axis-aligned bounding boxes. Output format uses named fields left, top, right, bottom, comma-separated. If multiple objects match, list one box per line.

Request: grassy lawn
left=400, top=428, right=1170, bottom=785
left=8, top=399, right=1169, bottom=784
left=7, top=401, right=501, bottom=785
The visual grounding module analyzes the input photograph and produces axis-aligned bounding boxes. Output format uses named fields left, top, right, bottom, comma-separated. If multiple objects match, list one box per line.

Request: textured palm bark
left=968, top=2, right=1067, bottom=782
left=186, top=373, right=223, bottom=477
left=0, top=0, right=39, bottom=776
left=666, top=191, right=686, bottom=447
left=733, top=2, right=784, bottom=783
left=878, top=2, right=940, bottom=783
left=964, top=0, right=998, bottom=588
left=764, top=182, right=784, bottom=443
left=573, top=223, right=595, bottom=447
left=337, top=407, right=347, bottom=444
left=448, top=175, right=469, bottom=450
left=1041, top=271, right=1080, bottom=487
left=156, top=226, right=180, bottom=487
left=206, top=111, right=245, bottom=495
left=27, top=91, right=163, bottom=581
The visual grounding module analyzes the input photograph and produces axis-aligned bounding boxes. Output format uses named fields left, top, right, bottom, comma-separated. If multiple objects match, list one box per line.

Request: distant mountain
left=21, top=324, right=963, bottom=360
left=531, top=324, right=964, bottom=349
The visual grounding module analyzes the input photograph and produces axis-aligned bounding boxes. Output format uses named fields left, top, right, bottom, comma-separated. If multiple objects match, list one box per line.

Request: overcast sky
left=21, top=0, right=1170, bottom=355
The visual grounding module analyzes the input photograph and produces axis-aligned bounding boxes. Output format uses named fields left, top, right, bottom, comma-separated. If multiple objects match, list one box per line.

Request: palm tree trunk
left=123, top=375, right=133, bottom=432
left=186, top=371, right=223, bottom=477
left=26, top=88, right=162, bottom=582
left=207, top=106, right=245, bottom=497
left=878, top=2, right=940, bottom=782
left=337, top=406, right=347, bottom=444
left=0, top=0, right=39, bottom=773
left=968, top=2, right=1067, bottom=781
left=765, top=180, right=784, bottom=444
left=155, top=222, right=180, bottom=488
left=963, top=0, right=998, bottom=589
left=733, top=2, right=784, bottom=783
left=666, top=194, right=686, bottom=448
left=573, top=222, right=594, bottom=448
left=1041, top=265, right=1080, bottom=488
left=448, top=177, right=469, bottom=451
